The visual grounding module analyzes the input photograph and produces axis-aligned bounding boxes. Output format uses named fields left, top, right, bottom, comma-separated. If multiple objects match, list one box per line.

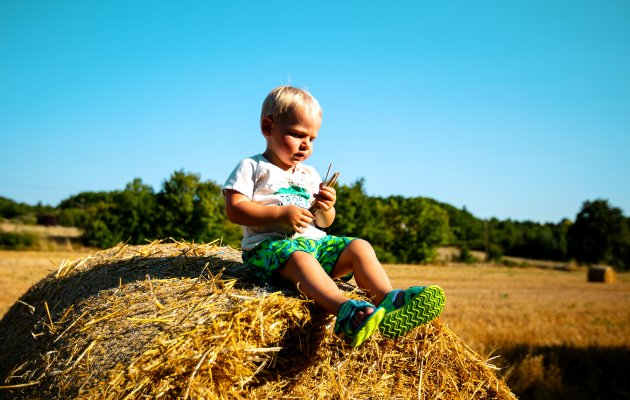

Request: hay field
left=385, top=263, right=630, bottom=350
left=0, top=243, right=514, bottom=399
left=0, top=221, right=85, bottom=252
left=0, top=249, right=93, bottom=317
left=1, top=249, right=629, bottom=399
left=385, top=263, right=630, bottom=398
left=0, top=222, right=81, bottom=238
left=0, top=222, right=92, bottom=316
left=6, top=251, right=629, bottom=350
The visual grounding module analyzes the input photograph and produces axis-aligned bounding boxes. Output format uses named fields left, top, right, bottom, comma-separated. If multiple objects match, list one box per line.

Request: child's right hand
left=281, top=205, right=314, bottom=233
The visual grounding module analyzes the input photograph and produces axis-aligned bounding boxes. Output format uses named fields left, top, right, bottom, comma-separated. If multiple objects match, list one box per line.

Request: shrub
left=457, top=244, right=476, bottom=264
left=487, top=243, right=503, bottom=262
left=0, top=231, right=38, bottom=250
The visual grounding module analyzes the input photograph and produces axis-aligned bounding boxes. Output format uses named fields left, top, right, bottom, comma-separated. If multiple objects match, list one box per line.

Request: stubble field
left=1, top=249, right=628, bottom=399
left=386, top=263, right=630, bottom=399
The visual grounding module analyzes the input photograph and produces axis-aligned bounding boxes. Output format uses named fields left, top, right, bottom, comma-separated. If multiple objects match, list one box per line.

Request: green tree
left=331, top=179, right=371, bottom=236
left=65, top=181, right=156, bottom=247
left=57, top=191, right=113, bottom=229
left=333, top=181, right=450, bottom=263
left=115, top=178, right=156, bottom=243
left=389, top=197, right=450, bottom=263
left=154, top=171, right=237, bottom=245
left=0, top=196, right=26, bottom=219
left=568, top=199, right=630, bottom=270
left=190, top=180, right=231, bottom=243
left=0, top=196, right=38, bottom=224
left=330, top=180, right=398, bottom=262
left=155, top=170, right=200, bottom=240
left=58, top=191, right=114, bottom=209
left=81, top=202, right=123, bottom=248
left=441, top=204, right=484, bottom=248
left=56, top=208, right=90, bottom=227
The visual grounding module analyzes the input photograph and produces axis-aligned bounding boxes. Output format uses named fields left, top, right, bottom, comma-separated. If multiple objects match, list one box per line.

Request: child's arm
left=312, top=184, right=336, bottom=228
left=224, top=189, right=315, bottom=232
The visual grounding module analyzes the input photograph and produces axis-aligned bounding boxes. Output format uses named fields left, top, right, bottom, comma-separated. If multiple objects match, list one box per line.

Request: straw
left=0, top=240, right=516, bottom=399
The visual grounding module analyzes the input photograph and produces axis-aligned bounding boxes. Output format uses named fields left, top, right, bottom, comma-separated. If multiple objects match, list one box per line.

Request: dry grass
left=0, top=222, right=82, bottom=238
left=0, top=250, right=93, bottom=317
left=385, top=263, right=630, bottom=399
left=0, top=222, right=86, bottom=252
left=0, top=241, right=514, bottom=399
left=0, top=222, right=92, bottom=317
left=385, top=263, right=630, bottom=351
left=2, top=244, right=629, bottom=399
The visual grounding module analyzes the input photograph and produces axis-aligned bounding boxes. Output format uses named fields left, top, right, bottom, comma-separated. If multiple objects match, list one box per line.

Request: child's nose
left=301, top=138, right=312, bottom=150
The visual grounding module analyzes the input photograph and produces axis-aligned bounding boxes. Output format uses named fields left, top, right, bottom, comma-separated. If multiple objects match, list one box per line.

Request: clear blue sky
left=1, top=1, right=629, bottom=223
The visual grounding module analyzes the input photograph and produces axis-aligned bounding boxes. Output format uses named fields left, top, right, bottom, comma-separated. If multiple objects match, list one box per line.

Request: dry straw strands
left=0, top=240, right=515, bottom=399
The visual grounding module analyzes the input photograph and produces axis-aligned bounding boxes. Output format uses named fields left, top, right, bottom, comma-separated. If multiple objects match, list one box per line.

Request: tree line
left=2, top=170, right=629, bottom=270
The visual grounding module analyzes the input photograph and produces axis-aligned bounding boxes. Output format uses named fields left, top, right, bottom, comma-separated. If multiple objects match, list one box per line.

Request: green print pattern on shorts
left=242, top=236, right=354, bottom=281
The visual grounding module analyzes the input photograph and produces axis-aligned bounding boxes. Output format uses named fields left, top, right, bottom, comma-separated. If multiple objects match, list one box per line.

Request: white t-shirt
left=222, top=154, right=326, bottom=250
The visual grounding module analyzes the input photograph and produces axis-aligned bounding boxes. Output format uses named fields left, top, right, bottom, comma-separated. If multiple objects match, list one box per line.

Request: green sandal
left=378, top=285, right=445, bottom=339
left=334, top=299, right=386, bottom=347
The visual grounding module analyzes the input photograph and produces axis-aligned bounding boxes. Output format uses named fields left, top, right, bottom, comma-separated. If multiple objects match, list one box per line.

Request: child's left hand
left=314, top=184, right=336, bottom=212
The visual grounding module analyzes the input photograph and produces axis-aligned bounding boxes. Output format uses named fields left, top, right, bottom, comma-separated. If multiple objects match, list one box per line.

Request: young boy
left=222, top=86, right=445, bottom=347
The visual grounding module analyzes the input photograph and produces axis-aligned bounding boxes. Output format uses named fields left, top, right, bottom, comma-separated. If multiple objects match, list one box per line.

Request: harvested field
left=0, top=222, right=84, bottom=252
left=2, top=244, right=629, bottom=399
left=386, top=262, right=630, bottom=399
left=0, top=250, right=93, bottom=317
left=0, top=241, right=514, bottom=399
left=385, top=263, right=630, bottom=351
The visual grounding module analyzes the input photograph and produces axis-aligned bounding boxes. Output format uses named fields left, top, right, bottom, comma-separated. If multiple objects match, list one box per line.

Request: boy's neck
left=262, top=150, right=298, bottom=173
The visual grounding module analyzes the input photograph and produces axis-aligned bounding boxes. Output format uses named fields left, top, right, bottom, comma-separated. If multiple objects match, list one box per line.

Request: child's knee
left=348, top=238, right=376, bottom=256
left=286, top=250, right=318, bottom=268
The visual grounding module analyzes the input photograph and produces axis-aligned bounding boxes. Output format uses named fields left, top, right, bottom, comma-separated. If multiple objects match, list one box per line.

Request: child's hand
left=313, top=184, right=336, bottom=212
left=281, top=205, right=315, bottom=232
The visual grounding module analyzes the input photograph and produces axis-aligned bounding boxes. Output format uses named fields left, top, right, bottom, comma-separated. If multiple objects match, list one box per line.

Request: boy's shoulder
left=237, top=153, right=264, bottom=163
left=231, top=154, right=265, bottom=170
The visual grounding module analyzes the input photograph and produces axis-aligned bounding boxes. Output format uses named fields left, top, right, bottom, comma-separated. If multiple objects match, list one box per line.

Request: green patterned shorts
left=242, top=235, right=355, bottom=282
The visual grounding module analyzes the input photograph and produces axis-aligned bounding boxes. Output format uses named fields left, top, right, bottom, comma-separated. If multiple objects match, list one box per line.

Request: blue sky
left=1, top=1, right=629, bottom=223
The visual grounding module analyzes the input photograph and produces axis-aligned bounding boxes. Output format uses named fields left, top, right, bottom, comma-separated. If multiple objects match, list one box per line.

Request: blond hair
left=261, top=86, right=322, bottom=122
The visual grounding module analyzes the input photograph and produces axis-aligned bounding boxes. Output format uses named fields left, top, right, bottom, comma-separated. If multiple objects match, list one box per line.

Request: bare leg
left=278, top=251, right=349, bottom=314
left=331, top=239, right=394, bottom=305
left=278, top=251, right=375, bottom=327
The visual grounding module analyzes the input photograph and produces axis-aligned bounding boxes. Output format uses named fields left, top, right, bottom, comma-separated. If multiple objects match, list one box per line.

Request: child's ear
left=261, top=116, right=273, bottom=137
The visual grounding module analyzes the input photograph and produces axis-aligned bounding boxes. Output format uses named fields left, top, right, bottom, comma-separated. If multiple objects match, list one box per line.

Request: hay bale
left=0, top=240, right=516, bottom=399
left=587, top=265, right=616, bottom=283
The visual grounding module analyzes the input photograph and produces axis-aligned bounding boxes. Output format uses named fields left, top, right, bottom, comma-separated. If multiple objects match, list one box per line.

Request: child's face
left=262, top=107, right=321, bottom=171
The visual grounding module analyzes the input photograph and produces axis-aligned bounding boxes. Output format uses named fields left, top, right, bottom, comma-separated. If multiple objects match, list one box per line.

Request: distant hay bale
left=587, top=265, right=616, bottom=283
left=0, top=240, right=516, bottom=399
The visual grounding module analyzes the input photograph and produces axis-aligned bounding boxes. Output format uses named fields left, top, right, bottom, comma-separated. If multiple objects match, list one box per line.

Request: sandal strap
left=334, top=299, right=375, bottom=336
left=378, top=289, right=404, bottom=313
left=379, top=286, right=427, bottom=312
left=334, top=299, right=385, bottom=347
left=404, top=286, right=426, bottom=303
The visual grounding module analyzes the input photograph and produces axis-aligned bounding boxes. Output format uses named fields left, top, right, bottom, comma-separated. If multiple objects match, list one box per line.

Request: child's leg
left=278, top=251, right=376, bottom=327
left=331, top=239, right=394, bottom=304
left=279, top=250, right=384, bottom=347
left=278, top=251, right=350, bottom=314
left=333, top=239, right=445, bottom=339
